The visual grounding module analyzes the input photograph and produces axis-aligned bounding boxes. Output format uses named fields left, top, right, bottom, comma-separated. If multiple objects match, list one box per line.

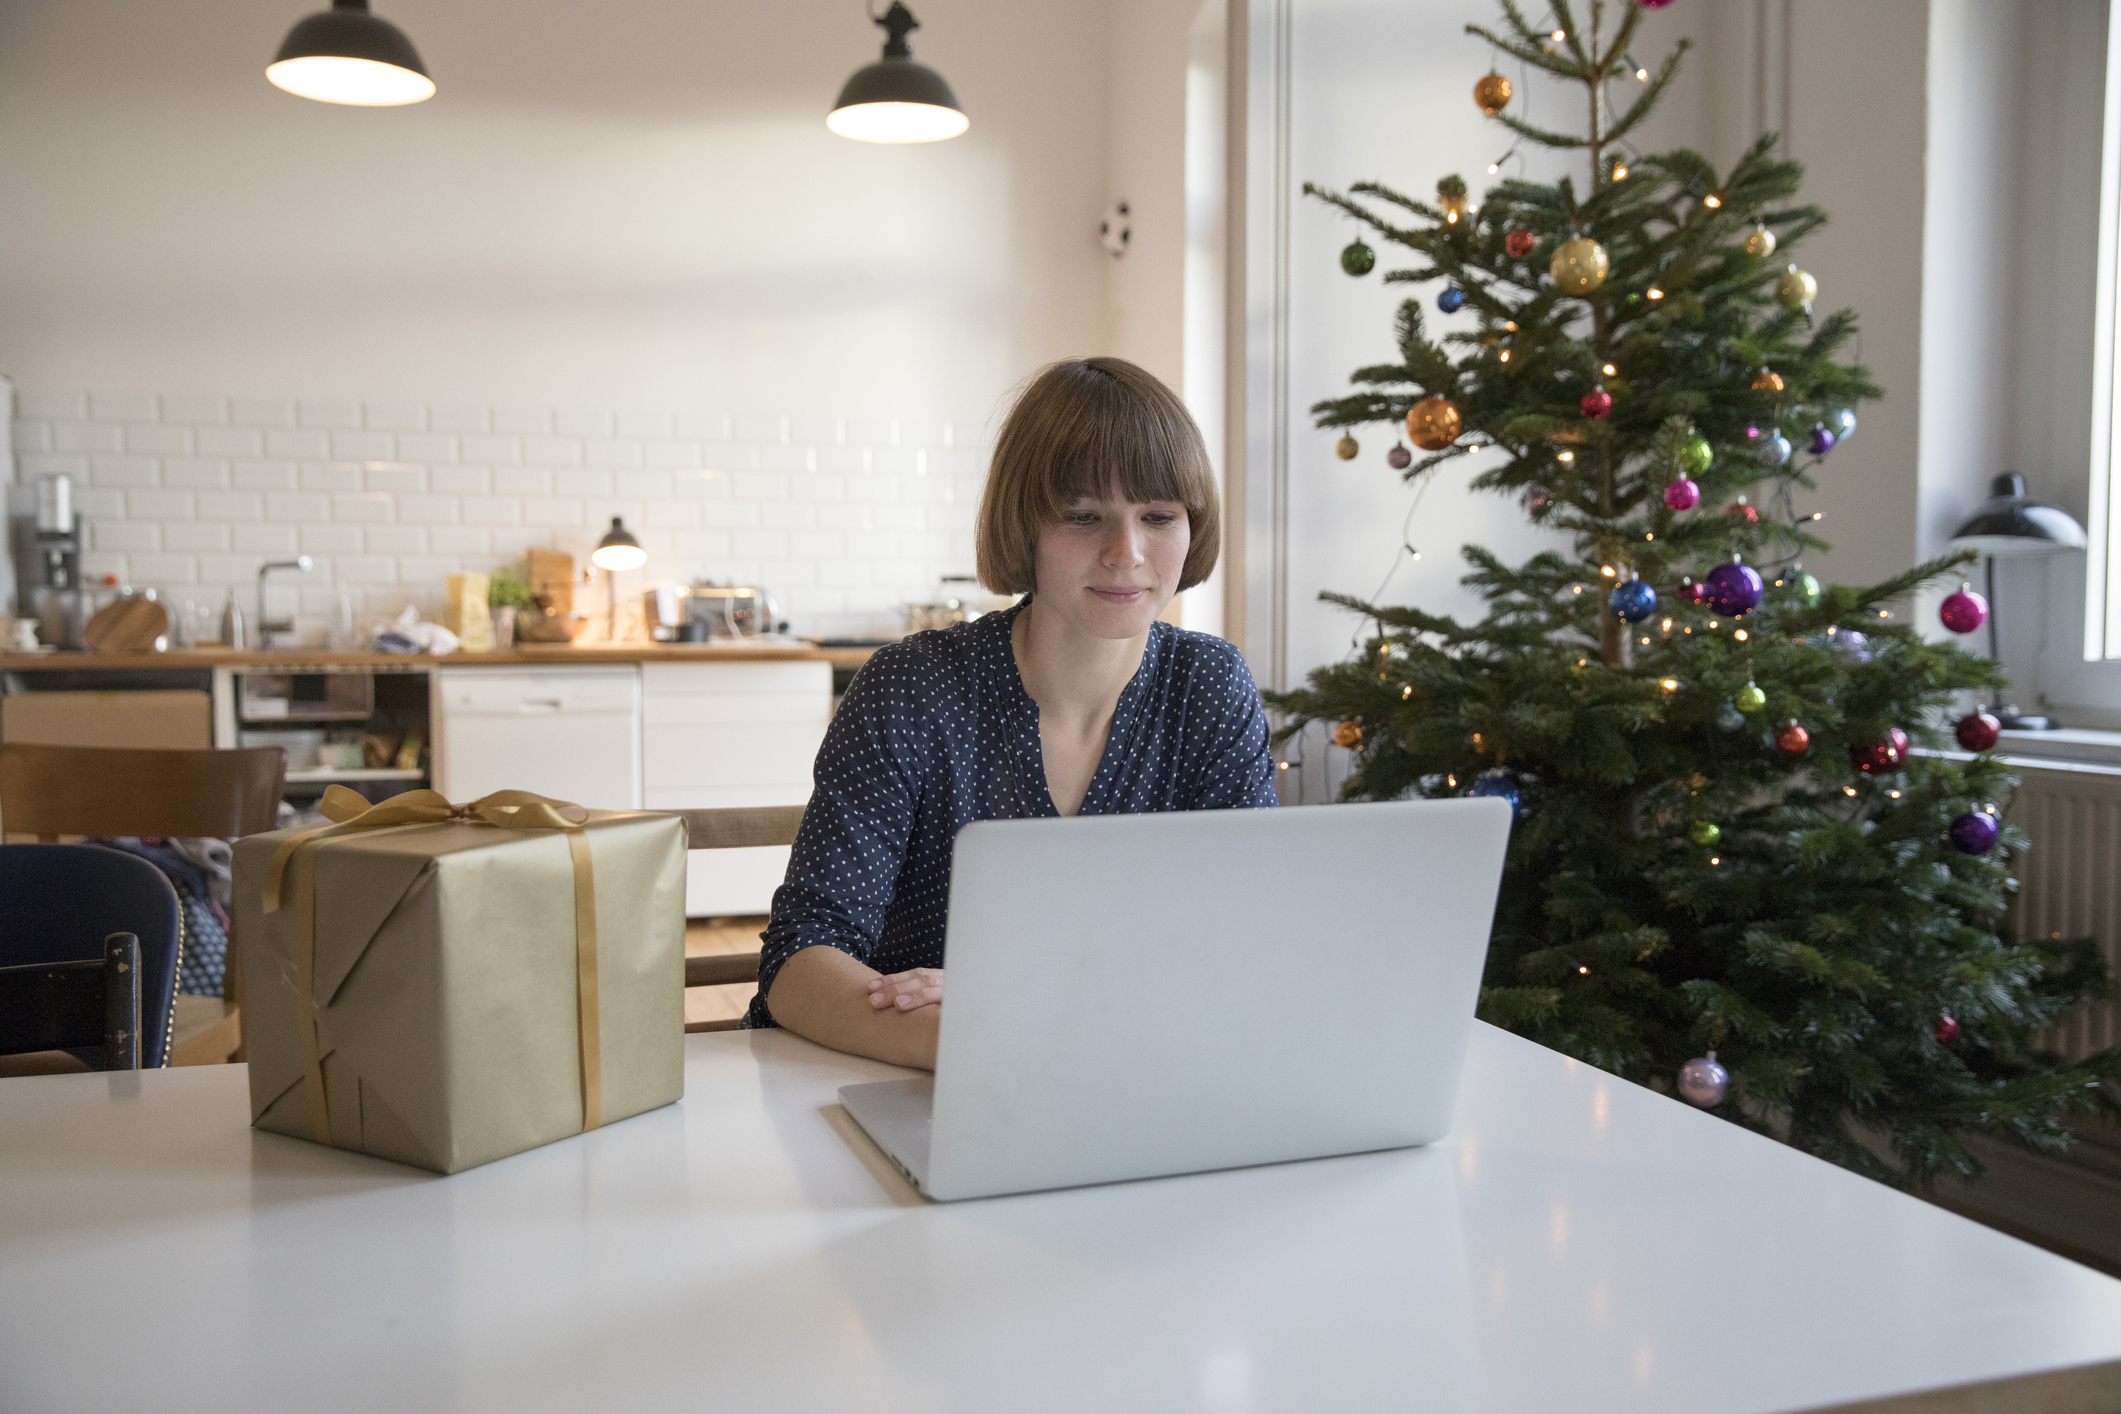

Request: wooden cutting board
left=83, top=595, right=170, bottom=653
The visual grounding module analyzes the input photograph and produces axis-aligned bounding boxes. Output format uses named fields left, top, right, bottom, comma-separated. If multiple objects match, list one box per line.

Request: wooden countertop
left=0, top=642, right=882, bottom=672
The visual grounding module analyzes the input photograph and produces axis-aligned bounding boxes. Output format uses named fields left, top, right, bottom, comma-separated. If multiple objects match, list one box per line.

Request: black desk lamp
left=1947, top=472, right=2087, bottom=730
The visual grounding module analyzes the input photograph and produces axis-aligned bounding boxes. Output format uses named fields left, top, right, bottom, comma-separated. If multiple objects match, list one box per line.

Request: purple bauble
left=1744, top=423, right=1762, bottom=442
left=1833, top=628, right=1873, bottom=663
left=1808, top=423, right=1836, bottom=456
left=1386, top=443, right=1413, bottom=470
left=1949, top=809, right=2000, bottom=854
left=1702, top=561, right=1764, bottom=616
left=1677, top=1053, right=1728, bottom=1107
left=1939, top=587, right=1989, bottom=634
left=1664, top=477, right=1700, bottom=510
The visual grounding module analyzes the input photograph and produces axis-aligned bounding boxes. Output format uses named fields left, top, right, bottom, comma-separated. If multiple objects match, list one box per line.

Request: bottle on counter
left=329, top=582, right=356, bottom=650
left=220, top=588, right=246, bottom=649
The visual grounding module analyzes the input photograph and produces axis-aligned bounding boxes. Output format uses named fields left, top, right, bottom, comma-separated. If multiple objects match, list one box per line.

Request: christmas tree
left=1274, top=0, right=2121, bottom=1187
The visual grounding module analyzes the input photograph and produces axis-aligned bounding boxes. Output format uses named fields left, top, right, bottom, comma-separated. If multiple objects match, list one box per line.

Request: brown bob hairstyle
left=975, top=357, right=1220, bottom=595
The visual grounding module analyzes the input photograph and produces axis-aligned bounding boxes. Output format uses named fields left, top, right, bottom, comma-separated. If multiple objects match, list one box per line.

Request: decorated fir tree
left=1273, top=0, right=2121, bottom=1187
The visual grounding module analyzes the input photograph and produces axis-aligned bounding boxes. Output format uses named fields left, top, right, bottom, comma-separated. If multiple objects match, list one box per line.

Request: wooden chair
left=679, top=805, right=804, bottom=1033
left=0, top=932, right=143, bottom=1070
left=0, top=743, right=287, bottom=1065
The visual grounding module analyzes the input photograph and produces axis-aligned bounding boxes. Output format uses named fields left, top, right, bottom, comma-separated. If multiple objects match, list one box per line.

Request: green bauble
left=1340, top=239, right=1375, bottom=277
left=1735, top=682, right=1767, bottom=714
left=1679, top=435, right=1713, bottom=476
left=1549, top=237, right=1610, bottom=294
left=1689, top=821, right=1722, bottom=846
left=1776, top=265, right=1818, bottom=310
left=1793, top=572, right=1822, bottom=608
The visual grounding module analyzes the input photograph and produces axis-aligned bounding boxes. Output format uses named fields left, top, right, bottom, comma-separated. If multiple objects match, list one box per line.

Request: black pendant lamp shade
left=591, top=517, right=648, bottom=572
left=828, top=3, right=968, bottom=143
left=1948, top=473, right=2088, bottom=557
left=267, top=0, right=435, bottom=107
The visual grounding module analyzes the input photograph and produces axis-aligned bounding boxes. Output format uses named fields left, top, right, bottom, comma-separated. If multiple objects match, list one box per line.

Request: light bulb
left=1704, top=194, right=1722, bottom=209
left=266, top=54, right=434, bottom=105
left=1636, top=66, right=1648, bottom=80
left=1552, top=29, right=1566, bottom=40
left=1734, top=629, right=1748, bottom=641
left=1661, top=678, right=1679, bottom=691
left=1613, top=164, right=1629, bottom=180
left=1499, top=350, right=1510, bottom=362
left=1558, top=450, right=1575, bottom=463
left=827, top=102, right=969, bottom=142
left=1602, top=363, right=1617, bottom=375
left=1648, top=286, right=1665, bottom=300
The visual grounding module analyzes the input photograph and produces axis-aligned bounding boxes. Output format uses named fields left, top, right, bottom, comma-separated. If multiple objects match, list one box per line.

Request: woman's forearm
left=762, top=944, right=940, bottom=1071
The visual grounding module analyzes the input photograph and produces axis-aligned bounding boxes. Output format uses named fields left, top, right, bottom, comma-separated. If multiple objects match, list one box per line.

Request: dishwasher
left=432, top=667, right=642, bottom=810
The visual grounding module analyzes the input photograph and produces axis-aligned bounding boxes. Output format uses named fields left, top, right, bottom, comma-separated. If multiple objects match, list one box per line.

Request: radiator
left=2006, top=761, right=2121, bottom=1059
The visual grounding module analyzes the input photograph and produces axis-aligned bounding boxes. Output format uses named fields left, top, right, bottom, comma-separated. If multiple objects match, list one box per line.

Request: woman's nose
left=1102, top=520, right=1146, bottom=566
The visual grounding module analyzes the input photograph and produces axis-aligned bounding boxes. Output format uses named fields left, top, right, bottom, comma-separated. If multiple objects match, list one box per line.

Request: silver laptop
left=839, top=796, right=1512, bottom=1201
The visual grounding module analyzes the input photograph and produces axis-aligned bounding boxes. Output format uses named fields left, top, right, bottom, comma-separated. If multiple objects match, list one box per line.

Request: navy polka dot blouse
left=745, top=598, right=1278, bottom=1027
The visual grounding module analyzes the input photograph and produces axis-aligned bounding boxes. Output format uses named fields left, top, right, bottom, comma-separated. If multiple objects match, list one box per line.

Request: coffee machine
left=8, top=473, right=84, bottom=648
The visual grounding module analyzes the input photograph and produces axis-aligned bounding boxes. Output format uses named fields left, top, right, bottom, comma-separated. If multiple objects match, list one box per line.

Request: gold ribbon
left=262, top=785, right=603, bottom=1147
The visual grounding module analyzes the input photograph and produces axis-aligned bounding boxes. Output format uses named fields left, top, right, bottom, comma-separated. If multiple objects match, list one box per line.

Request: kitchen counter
left=0, top=641, right=879, bottom=672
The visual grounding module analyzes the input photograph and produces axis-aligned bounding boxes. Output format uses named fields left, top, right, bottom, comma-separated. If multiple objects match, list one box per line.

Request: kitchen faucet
left=257, top=556, right=313, bottom=650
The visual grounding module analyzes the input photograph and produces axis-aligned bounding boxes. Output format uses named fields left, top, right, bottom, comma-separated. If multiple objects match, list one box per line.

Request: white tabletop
left=4, top=1024, right=2120, bottom=1414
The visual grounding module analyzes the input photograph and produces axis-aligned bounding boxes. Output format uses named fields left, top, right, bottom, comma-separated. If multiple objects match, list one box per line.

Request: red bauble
left=1775, top=721, right=1810, bottom=755
left=1725, top=500, right=1759, bottom=523
left=1581, top=387, right=1613, bottom=420
left=1850, top=727, right=1911, bottom=776
left=1954, top=711, right=2001, bottom=752
left=1933, top=1015, right=1960, bottom=1044
left=1677, top=578, right=1707, bottom=605
left=1505, top=229, right=1537, bottom=259
left=1939, top=587, right=1989, bottom=634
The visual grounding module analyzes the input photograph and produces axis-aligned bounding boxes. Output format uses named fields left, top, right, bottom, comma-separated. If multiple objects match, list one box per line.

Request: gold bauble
left=1332, top=720, right=1364, bottom=748
left=1334, top=433, right=1360, bottom=461
left=1743, top=224, right=1777, bottom=258
left=1405, top=396, right=1463, bottom=451
left=1473, top=71, right=1513, bottom=116
left=1751, top=367, right=1785, bottom=393
left=1776, top=264, right=1818, bottom=310
left=1549, top=237, right=1609, bottom=295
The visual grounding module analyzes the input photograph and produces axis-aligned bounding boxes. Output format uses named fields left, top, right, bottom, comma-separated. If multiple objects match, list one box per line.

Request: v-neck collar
left=990, top=598, right=1166, bottom=817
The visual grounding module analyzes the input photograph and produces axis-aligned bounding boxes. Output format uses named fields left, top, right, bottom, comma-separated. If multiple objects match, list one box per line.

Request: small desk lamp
left=591, top=517, right=647, bottom=641
left=1947, top=472, right=2087, bottom=730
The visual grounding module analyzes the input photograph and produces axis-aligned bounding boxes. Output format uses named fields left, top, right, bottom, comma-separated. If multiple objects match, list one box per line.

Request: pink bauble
left=1933, top=1015, right=1960, bottom=1044
left=1954, top=711, right=2000, bottom=752
left=1663, top=477, right=1700, bottom=511
left=1637, top=0, right=1677, bottom=7
left=1581, top=387, right=1613, bottom=420
left=1939, top=588, right=1989, bottom=634
left=1677, top=579, right=1706, bottom=605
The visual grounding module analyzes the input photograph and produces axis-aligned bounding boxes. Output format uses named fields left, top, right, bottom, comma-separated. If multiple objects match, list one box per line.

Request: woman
left=746, top=357, right=1277, bottom=1066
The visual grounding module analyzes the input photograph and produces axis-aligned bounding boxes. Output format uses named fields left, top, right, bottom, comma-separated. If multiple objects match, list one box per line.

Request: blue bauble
left=1830, top=407, right=1857, bottom=442
left=1759, top=431, right=1793, bottom=468
left=1808, top=423, right=1836, bottom=456
left=1608, top=579, right=1657, bottom=623
left=1437, top=286, right=1467, bottom=313
left=1714, top=702, right=1746, bottom=733
left=1702, top=561, right=1765, bottom=616
left=1467, top=769, right=1523, bottom=819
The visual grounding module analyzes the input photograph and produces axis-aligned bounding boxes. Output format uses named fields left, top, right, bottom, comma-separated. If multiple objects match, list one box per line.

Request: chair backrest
left=678, top=805, right=803, bottom=994
left=0, top=844, right=182, bottom=1064
left=0, top=931, right=142, bottom=1068
left=0, top=743, right=286, bottom=839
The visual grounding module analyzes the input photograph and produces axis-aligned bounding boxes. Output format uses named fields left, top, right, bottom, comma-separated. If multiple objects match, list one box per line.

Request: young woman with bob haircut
left=746, top=356, right=1277, bottom=1067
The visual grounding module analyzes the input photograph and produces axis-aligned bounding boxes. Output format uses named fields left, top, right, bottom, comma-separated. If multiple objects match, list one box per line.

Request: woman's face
left=1033, top=491, right=1191, bottom=640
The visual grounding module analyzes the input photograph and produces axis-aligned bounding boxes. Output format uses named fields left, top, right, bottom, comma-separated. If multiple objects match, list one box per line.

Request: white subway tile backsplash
left=91, top=392, right=158, bottom=422
left=162, top=459, right=232, bottom=490
left=429, top=465, right=490, bottom=494
left=38, top=386, right=992, bottom=642
left=124, top=425, right=193, bottom=455
left=363, top=401, right=427, bottom=431
left=300, top=463, right=365, bottom=492
left=91, top=457, right=158, bottom=488
left=299, top=399, right=363, bottom=428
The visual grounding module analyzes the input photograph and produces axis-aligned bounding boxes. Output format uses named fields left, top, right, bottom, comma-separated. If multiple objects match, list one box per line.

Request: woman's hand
left=868, top=967, right=944, bottom=1013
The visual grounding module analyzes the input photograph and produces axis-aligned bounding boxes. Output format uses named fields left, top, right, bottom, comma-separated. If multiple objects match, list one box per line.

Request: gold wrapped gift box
left=233, top=787, right=688, bottom=1174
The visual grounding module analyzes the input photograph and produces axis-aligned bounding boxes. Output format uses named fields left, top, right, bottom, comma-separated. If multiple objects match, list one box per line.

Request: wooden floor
left=685, top=915, right=766, bottom=1026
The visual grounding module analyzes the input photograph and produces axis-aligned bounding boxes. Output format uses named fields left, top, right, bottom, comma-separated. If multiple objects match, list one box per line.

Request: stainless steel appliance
left=7, top=473, right=84, bottom=648
left=685, top=582, right=781, bottom=639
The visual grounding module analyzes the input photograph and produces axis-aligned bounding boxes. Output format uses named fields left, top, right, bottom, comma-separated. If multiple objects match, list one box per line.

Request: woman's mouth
left=1089, top=586, right=1147, bottom=603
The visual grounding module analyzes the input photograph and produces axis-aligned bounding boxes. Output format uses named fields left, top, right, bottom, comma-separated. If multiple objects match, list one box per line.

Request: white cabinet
left=432, top=667, right=643, bottom=809
left=643, top=661, right=831, bottom=916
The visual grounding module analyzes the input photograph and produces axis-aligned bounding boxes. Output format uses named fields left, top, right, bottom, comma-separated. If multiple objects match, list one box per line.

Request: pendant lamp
left=591, top=517, right=648, bottom=571
left=267, top=0, right=435, bottom=107
left=1947, top=472, right=2088, bottom=731
left=827, top=3, right=968, bottom=144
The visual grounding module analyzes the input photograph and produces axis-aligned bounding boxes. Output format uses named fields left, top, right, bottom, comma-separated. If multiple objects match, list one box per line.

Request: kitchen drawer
left=437, top=667, right=641, bottom=715
left=644, top=691, right=830, bottom=728
left=645, top=723, right=824, bottom=790
left=642, top=661, right=830, bottom=697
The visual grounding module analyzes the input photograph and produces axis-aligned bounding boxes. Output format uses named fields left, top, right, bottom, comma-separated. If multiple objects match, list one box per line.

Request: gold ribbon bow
left=262, top=785, right=604, bottom=1148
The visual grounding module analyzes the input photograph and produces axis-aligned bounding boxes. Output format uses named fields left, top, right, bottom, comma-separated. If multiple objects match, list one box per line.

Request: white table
left=5, top=1026, right=2120, bottom=1414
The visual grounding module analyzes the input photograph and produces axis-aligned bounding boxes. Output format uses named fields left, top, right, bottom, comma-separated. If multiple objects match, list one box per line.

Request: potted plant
left=486, top=566, right=536, bottom=649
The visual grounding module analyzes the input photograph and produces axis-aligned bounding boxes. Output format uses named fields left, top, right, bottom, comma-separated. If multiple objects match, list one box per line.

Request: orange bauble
left=1406, top=396, right=1463, bottom=451
left=1751, top=367, right=1785, bottom=393
left=1332, top=720, right=1363, bottom=748
left=1473, top=71, right=1513, bottom=116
